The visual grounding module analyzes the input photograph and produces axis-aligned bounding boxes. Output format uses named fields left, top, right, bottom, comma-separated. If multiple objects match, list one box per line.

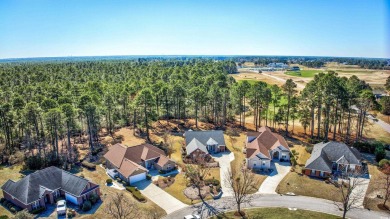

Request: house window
left=262, top=161, right=266, bottom=166
left=32, top=201, right=40, bottom=210
left=167, top=164, right=171, bottom=170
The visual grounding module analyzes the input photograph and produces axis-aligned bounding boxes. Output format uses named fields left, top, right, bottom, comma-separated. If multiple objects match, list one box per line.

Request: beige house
left=104, top=143, right=176, bottom=184
left=246, top=127, right=290, bottom=169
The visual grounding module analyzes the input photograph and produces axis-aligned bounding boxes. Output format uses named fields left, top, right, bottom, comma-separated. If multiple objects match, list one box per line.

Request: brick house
left=1, top=166, right=100, bottom=211
left=304, top=141, right=363, bottom=178
left=184, top=130, right=226, bottom=160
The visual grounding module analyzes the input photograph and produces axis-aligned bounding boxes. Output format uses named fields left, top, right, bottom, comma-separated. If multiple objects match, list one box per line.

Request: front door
left=273, top=151, right=279, bottom=160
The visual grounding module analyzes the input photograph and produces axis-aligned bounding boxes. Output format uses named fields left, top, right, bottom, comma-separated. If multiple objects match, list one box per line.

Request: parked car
left=184, top=215, right=200, bottom=219
left=56, top=200, right=67, bottom=215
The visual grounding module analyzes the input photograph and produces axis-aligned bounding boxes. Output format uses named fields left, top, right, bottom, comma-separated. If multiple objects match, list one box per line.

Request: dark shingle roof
left=1, top=166, right=90, bottom=204
left=185, top=130, right=226, bottom=148
left=305, top=141, right=362, bottom=172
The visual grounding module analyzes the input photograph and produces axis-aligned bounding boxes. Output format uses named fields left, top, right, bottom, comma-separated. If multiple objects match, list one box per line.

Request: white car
left=184, top=215, right=200, bottom=219
left=56, top=200, right=67, bottom=215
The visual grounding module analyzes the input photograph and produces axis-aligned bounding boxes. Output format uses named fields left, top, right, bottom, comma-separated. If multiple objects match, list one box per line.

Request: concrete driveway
left=212, top=151, right=235, bottom=197
left=257, top=161, right=291, bottom=194
left=349, top=176, right=371, bottom=208
left=133, top=180, right=187, bottom=214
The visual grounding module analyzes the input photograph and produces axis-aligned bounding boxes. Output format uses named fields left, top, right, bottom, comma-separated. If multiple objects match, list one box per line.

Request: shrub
left=126, top=187, right=146, bottom=202
left=30, top=207, right=45, bottom=214
left=146, top=174, right=152, bottom=180
left=2, top=200, right=9, bottom=207
left=89, top=193, right=99, bottom=205
left=375, top=144, right=386, bottom=162
left=0, top=198, right=5, bottom=204
left=6, top=202, right=13, bottom=209
left=379, top=159, right=390, bottom=168
left=9, top=207, right=16, bottom=213
left=0, top=215, right=8, bottom=219
left=81, top=161, right=96, bottom=170
left=205, top=179, right=220, bottom=186
left=82, top=200, right=92, bottom=211
left=305, top=146, right=313, bottom=154
left=67, top=212, right=73, bottom=218
left=106, top=178, right=113, bottom=184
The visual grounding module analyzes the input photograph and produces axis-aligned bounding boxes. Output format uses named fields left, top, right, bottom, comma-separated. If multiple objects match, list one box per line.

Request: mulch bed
left=183, top=186, right=209, bottom=200
left=154, top=176, right=175, bottom=189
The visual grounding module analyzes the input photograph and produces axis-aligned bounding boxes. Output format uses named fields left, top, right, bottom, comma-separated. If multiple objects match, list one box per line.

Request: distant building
left=290, top=66, right=300, bottom=71
left=267, top=63, right=289, bottom=69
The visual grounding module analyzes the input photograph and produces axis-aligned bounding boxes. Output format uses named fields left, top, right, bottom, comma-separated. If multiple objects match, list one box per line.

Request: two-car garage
left=65, top=193, right=79, bottom=205
left=129, top=172, right=147, bottom=184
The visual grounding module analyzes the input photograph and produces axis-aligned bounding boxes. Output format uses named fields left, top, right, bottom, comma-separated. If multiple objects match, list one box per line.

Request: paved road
left=212, top=152, right=235, bottom=197
left=257, top=161, right=291, bottom=194
left=133, top=180, right=188, bottom=214
left=369, top=116, right=390, bottom=133
left=262, top=72, right=305, bottom=89
left=164, top=194, right=388, bottom=219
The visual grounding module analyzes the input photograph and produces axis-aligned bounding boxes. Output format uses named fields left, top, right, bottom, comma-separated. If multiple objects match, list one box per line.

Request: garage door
left=65, top=193, right=78, bottom=205
left=129, top=172, right=146, bottom=184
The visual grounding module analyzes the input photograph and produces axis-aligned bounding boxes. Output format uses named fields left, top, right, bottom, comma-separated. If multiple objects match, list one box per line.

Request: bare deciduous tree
left=105, top=192, right=140, bottom=219
left=334, top=171, right=367, bottom=219
left=225, top=165, right=259, bottom=217
left=184, top=157, right=211, bottom=204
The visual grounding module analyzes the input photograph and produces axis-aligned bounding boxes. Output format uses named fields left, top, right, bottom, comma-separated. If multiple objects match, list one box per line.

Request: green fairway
left=285, top=70, right=321, bottom=77
left=213, top=207, right=341, bottom=219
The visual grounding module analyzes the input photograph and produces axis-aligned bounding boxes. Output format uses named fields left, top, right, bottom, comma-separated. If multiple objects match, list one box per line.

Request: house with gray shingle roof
left=1, top=166, right=100, bottom=211
left=304, top=141, right=362, bottom=178
left=184, top=130, right=226, bottom=159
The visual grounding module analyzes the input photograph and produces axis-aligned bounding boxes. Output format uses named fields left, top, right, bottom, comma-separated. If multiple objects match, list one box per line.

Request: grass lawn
left=290, top=145, right=310, bottom=166
left=225, top=133, right=267, bottom=192
left=364, top=164, right=390, bottom=212
left=0, top=165, right=25, bottom=218
left=277, top=168, right=341, bottom=201
left=213, top=207, right=341, bottom=219
left=285, top=70, right=321, bottom=78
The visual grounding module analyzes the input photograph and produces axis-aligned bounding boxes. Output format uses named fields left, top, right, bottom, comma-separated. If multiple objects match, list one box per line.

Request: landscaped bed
left=212, top=207, right=341, bottom=219
left=154, top=176, right=175, bottom=188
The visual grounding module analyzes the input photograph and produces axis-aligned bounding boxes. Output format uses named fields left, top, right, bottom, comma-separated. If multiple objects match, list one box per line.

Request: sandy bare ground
left=234, top=67, right=390, bottom=91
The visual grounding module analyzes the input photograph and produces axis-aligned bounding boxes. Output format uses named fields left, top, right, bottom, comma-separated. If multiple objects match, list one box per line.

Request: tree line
left=0, top=59, right=382, bottom=168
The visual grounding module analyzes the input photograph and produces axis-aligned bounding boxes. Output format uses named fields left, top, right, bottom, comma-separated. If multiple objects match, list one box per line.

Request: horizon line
left=1, top=54, right=389, bottom=61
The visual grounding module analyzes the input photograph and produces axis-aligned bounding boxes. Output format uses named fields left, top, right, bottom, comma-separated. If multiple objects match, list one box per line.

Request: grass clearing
left=364, top=164, right=390, bottom=212
left=285, top=70, right=321, bottom=78
left=0, top=165, right=24, bottom=217
left=290, top=145, right=310, bottom=166
left=213, top=207, right=341, bottom=219
left=277, top=167, right=340, bottom=201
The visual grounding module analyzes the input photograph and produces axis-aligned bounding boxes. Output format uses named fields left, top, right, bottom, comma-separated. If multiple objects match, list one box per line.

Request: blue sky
left=0, top=0, right=389, bottom=58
